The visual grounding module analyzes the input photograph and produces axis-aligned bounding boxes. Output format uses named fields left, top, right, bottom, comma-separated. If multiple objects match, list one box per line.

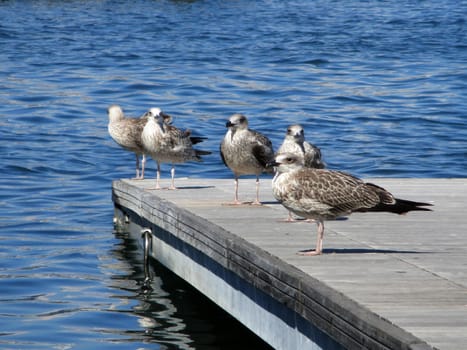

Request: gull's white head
left=271, top=153, right=305, bottom=173
left=108, top=104, right=124, bottom=122
left=226, top=113, right=248, bottom=130
left=285, top=124, right=305, bottom=142
left=149, top=107, right=162, bottom=117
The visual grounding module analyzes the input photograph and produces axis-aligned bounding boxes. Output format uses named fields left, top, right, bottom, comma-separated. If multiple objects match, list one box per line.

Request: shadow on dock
left=320, top=248, right=432, bottom=255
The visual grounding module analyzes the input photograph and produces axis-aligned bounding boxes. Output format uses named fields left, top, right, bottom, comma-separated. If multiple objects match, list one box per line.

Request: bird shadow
left=317, top=248, right=432, bottom=255
left=175, top=185, right=215, bottom=190
left=262, top=201, right=281, bottom=205
left=275, top=216, right=350, bottom=223
left=144, top=185, right=215, bottom=191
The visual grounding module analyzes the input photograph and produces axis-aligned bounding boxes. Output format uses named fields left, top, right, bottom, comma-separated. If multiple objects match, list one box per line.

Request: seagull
left=141, top=107, right=211, bottom=190
left=107, top=105, right=147, bottom=179
left=277, top=124, right=325, bottom=169
left=277, top=124, right=325, bottom=221
left=220, top=113, right=275, bottom=205
left=270, top=153, right=433, bottom=256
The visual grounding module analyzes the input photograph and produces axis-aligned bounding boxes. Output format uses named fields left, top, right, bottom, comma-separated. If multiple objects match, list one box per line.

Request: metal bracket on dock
left=141, top=228, right=153, bottom=293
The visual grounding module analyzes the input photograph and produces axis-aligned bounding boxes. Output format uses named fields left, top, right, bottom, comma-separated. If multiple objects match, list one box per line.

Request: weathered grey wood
left=112, top=177, right=467, bottom=350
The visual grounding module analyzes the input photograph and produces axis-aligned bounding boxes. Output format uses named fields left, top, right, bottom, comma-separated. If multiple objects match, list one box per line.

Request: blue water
left=0, top=0, right=466, bottom=348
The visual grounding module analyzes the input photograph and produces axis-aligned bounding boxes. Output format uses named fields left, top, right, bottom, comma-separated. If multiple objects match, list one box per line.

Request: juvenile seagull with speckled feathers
left=220, top=113, right=275, bottom=205
left=270, top=153, right=432, bottom=256
left=108, top=105, right=148, bottom=179
left=277, top=124, right=325, bottom=169
left=141, top=107, right=210, bottom=190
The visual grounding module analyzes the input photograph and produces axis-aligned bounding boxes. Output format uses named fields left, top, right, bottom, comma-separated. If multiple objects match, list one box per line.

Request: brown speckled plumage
left=107, top=105, right=147, bottom=179
left=271, top=153, right=432, bottom=255
left=220, top=113, right=274, bottom=205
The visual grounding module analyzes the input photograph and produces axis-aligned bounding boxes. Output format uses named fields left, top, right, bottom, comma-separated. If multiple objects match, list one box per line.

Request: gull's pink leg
left=252, top=175, right=261, bottom=206
left=233, top=176, right=242, bottom=204
left=155, top=162, right=161, bottom=189
left=133, top=154, right=140, bottom=179
left=298, top=219, right=324, bottom=256
left=140, top=154, right=146, bottom=180
left=169, top=164, right=177, bottom=190
left=224, top=176, right=242, bottom=205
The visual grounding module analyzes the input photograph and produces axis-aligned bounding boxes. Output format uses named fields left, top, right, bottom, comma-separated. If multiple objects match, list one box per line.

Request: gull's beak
left=267, top=160, right=280, bottom=168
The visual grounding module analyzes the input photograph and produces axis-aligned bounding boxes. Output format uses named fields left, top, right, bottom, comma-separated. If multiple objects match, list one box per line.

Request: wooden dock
left=112, top=177, right=466, bottom=350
